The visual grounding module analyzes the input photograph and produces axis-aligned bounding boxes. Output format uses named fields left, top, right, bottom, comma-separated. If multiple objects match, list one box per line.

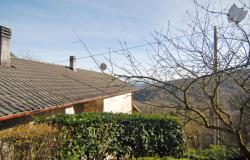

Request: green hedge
left=42, top=113, right=185, bottom=160
left=184, top=145, right=240, bottom=160
left=132, top=156, right=189, bottom=160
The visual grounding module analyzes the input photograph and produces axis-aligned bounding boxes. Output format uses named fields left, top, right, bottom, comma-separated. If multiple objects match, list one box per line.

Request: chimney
left=69, top=56, right=76, bottom=71
left=0, top=26, right=11, bottom=66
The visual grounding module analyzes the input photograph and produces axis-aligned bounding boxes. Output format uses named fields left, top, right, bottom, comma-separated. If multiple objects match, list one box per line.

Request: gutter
left=0, top=90, right=136, bottom=122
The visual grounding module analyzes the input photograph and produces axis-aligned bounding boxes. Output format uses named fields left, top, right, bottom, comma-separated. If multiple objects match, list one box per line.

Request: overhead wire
left=51, top=23, right=250, bottom=64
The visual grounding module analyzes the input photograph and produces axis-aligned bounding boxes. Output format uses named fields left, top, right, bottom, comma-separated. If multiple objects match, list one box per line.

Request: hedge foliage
left=42, top=113, right=185, bottom=160
left=184, top=145, right=240, bottom=160
left=0, top=123, right=59, bottom=160
left=132, top=157, right=189, bottom=160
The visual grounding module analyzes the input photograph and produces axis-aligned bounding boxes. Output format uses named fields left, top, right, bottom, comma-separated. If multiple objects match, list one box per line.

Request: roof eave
left=0, top=90, right=135, bottom=121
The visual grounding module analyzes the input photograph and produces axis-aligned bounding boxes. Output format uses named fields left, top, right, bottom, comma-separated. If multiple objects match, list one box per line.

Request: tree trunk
left=236, top=132, right=250, bottom=159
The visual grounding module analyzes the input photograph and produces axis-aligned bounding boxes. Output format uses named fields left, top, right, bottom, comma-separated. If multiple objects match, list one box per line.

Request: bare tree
left=100, top=0, right=250, bottom=158
left=17, top=48, right=39, bottom=61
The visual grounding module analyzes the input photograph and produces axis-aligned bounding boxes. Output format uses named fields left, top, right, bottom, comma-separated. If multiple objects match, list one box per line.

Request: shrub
left=132, top=156, right=189, bottom=160
left=184, top=145, right=240, bottom=160
left=42, top=113, right=185, bottom=159
left=0, top=123, right=60, bottom=160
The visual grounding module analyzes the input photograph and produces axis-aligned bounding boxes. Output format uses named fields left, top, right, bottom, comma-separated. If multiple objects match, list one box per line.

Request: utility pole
left=213, top=26, right=220, bottom=145
left=213, top=26, right=218, bottom=74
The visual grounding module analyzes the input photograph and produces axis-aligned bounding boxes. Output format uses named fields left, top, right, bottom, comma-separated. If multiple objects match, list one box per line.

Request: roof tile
left=0, top=58, right=132, bottom=116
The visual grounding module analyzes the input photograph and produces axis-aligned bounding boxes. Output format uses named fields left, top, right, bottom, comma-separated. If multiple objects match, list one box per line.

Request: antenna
left=100, top=63, right=107, bottom=71
left=228, top=3, right=247, bottom=24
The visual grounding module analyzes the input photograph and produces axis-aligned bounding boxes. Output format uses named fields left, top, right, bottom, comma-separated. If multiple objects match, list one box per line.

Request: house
left=0, top=26, right=135, bottom=129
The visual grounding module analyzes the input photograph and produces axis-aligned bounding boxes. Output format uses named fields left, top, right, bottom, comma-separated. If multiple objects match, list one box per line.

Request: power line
left=51, top=23, right=250, bottom=64
left=52, top=40, right=162, bottom=64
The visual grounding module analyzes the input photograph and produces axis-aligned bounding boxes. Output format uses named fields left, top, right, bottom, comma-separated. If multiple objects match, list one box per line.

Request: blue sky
left=0, top=0, right=245, bottom=70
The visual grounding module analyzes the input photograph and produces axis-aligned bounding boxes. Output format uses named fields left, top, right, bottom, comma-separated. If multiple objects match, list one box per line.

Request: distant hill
left=134, top=68, right=250, bottom=114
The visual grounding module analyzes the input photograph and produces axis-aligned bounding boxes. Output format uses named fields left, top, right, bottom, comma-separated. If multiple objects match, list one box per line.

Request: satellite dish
left=228, top=3, right=247, bottom=24
left=100, top=63, right=107, bottom=71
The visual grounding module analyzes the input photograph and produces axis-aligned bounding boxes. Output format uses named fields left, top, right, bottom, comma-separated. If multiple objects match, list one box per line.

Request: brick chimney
left=0, top=26, right=11, bottom=66
left=69, top=56, right=76, bottom=71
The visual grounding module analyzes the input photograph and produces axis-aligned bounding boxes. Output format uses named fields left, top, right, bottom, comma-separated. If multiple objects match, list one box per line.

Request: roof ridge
left=12, top=57, right=65, bottom=67
left=11, top=57, right=106, bottom=75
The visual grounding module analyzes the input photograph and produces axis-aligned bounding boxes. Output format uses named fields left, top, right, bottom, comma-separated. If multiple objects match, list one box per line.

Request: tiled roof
left=0, top=58, right=132, bottom=117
